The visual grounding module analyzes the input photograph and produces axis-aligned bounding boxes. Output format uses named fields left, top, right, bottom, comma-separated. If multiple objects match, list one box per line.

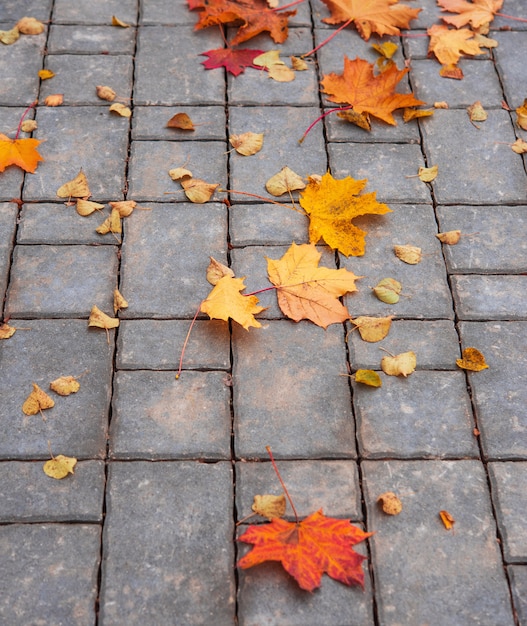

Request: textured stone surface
left=229, top=203, right=309, bottom=246
left=452, top=275, right=527, bottom=320
left=0, top=203, right=17, bottom=302
left=53, top=0, right=138, bottom=24
left=494, top=32, right=527, bottom=108
left=509, top=566, right=527, bottom=626
left=132, top=105, right=226, bottom=141
left=0, top=31, right=46, bottom=105
left=48, top=25, right=136, bottom=54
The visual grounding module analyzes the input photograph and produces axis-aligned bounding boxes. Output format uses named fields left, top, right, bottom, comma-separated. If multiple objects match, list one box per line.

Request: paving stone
left=458, top=322, right=527, bottom=460
left=452, top=274, right=527, bottom=320
left=0, top=202, right=17, bottom=302
left=328, top=143, right=432, bottom=204
left=6, top=244, right=118, bottom=317
left=134, top=26, right=224, bottom=105
left=353, top=371, right=478, bottom=459
left=235, top=459, right=363, bottom=522
left=0, top=31, right=45, bottom=106
left=488, top=462, right=527, bottom=562
left=132, top=105, right=226, bottom=141
left=0, top=319, right=114, bottom=459
left=437, top=205, right=527, bottom=274
left=324, top=107, right=420, bottom=143
left=508, top=566, right=527, bottom=626
left=347, top=319, right=461, bottom=371
left=362, top=460, right=515, bottom=626
left=40, top=55, right=134, bottom=105
left=47, top=25, right=136, bottom=54
left=53, top=0, right=138, bottom=25
left=229, top=203, right=309, bottom=246
left=110, top=370, right=232, bottom=460
left=0, top=0, right=52, bottom=21
left=0, top=524, right=100, bottom=626
left=24, top=106, right=130, bottom=202
left=0, top=460, right=104, bottom=522
left=119, top=203, right=228, bottom=318
left=127, top=140, right=227, bottom=201
left=410, top=59, right=503, bottom=108
left=232, top=320, right=355, bottom=459
left=117, top=319, right=230, bottom=370
left=494, top=32, right=527, bottom=108
left=338, top=204, right=454, bottom=319
left=100, top=460, right=235, bottom=625
left=420, top=109, right=526, bottom=204
left=228, top=106, right=326, bottom=199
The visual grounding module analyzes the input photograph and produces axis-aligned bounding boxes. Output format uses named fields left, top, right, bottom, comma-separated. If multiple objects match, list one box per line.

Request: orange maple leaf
left=238, top=509, right=372, bottom=591
left=437, top=0, right=503, bottom=30
left=266, top=243, right=361, bottom=328
left=427, top=24, right=485, bottom=78
left=321, top=57, right=425, bottom=126
left=0, top=133, right=44, bottom=173
left=200, top=275, right=265, bottom=330
left=299, top=172, right=392, bottom=257
left=320, top=0, right=421, bottom=40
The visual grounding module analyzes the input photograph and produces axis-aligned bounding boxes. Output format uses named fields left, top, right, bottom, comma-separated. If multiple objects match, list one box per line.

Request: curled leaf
left=112, top=15, right=130, bottom=27
left=22, top=383, right=55, bottom=415
left=456, top=347, right=488, bottom=371
left=57, top=170, right=90, bottom=198
left=169, top=167, right=193, bottom=181
left=291, top=56, right=308, bottom=71
left=265, top=166, right=305, bottom=196
left=229, top=132, right=264, bottom=156
left=355, top=369, right=382, bottom=387
left=49, top=376, right=80, bottom=396
left=96, top=85, right=116, bottom=101
left=17, top=17, right=45, bottom=35
left=76, top=199, right=105, bottom=216
left=43, top=454, right=77, bottom=479
left=351, top=315, right=393, bottom=342
left=377, top=492, right=402, bottom=515
left=113, top=289, right=128, bottom=314
left=251, top=494, right=286, bottom=520
left=373, top=278, right=402, bottom=304
left=88, top=305, right=120, bottom=330
left=109, top=103, right=131, bottom=117
left=44, top=94, right=63, bottom=106
left=109, top=200, right=136, bottom=217
left=515, top=99, right=527, bottom=131
left=337, top=109, right=372, bottom=131
left=180, top=177, right=219, bottom=203
left=0, top=26, right=20, bottom=45
left=511, top=138, right=527, bottom=154
left=467, top=100, right=487, bottom=124
left=20, top=119, right=37, bottom=133
left=38, top=69, right=55, bottom=80
left=393, top=244, right=422, bottom=265
left=402, top=108, right=434, bottom=122
left=381, top=350, right=416, bottom=377
left=436, top=229, right=461, bottom=245
left=439, top=510, right=455, bottom=530
left=206, top=257, right=234, bottom=285
left=96, top=207, right=121, bottom=234
left=167, top=113, right=195, bottom=130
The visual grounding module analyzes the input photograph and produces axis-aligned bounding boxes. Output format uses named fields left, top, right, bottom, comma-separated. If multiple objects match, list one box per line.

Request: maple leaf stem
left=271, top=0, right=305, bottom=12
left=298, top=106, right=353, bottom=144
left=302, top=18, right=353, bottom=58
left=15, top=100, right=38, bottom=140
left=495, top=12, right=527, bottom=22
left=266, top=445, right=300, bottom=523
left=219, top=188, right=306, bottom=214
left=175, top=302, right=203, bottom=380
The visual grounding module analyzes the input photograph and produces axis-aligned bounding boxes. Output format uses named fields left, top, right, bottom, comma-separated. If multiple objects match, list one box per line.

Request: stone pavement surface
left=0, top=0, right=526, bottom=624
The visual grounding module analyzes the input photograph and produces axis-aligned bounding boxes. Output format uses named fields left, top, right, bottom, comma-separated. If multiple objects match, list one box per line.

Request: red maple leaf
left=201, top=47, right=264, bottom=76
left=238, top=509, right=372, bottom=591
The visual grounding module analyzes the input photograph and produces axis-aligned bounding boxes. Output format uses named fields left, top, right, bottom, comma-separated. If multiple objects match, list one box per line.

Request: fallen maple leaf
left=299, top=172, right=391, bottom=257
left=266, top=243, right=361, bottom=328
left=321, top=57, right=424, bottom=126
left=200, top=275, right=265, bottom=330
left=427, top=24, right=485, bottom=79
left=437, top=0, right=503, bottom=30
left=320, top=0, right=421, bottom=40
left=0, top=133, right=44, bottom=173
left=238, top=509, right=372, bottom=591
left=201, top=47, right=264, bottom=76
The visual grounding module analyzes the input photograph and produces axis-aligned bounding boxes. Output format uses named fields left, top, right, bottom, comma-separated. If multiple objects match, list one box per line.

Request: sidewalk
left=1, top=0, right=526, bottom=624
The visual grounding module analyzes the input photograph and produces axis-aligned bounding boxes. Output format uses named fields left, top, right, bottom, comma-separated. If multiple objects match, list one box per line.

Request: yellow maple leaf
left=0, top=133, right=44, bottom=173
left=266, top=243, right=361, bottom=328
left=299, top=172, right=392, bottom=257
left=200, top=275, right=265, bottom=330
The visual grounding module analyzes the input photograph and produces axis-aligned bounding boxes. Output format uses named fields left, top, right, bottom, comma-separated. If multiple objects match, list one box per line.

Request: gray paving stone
left=40, top=55, right=134, bottom=105
left=235, top=459, right=362, bottom=522
left=228, top=106, right=326, bottom=199
left=0, top=524, right=100, bottom=626
left=508, top=566, right=527, bottom=626
left=0, top=319, right=114, bottom=459
left=362, top=460, right=515, bottom=626
left=119, top=203, right=228, bottom=318
left=6, top=244, right=118, bottom=317
left=53, top=0, right=138, bottom=25
left=24, top=106, right=129, bottom=202
left=0, top=202, right=17, bottom=302
left=452, top=274, right=527, bottom=320
left=0, top=460, right=104, bottom=522
left=338, top=204, right=454, bottom=319
left=328, top=143, right=432, bottom=204
left=100, top=460, right=235, bottom=625
left=494, top=32, right=527, bottom=108
left=0, top=0, right=52, bottom=21
left=110, top=370, right=232, bottom=460
left=117, top=319, right=230, bottom=370
left=353, top=371, right=478, bottom=459
left=437, top=205, right=527, bottom=274
left=229, top=203, right=309, bottom=246
left=134, top=26, right=224, bottom=105
left=420, top=109, right=526, bottom=204
left=0, top=31, right=45, bottom=106
left=488, top=462, right=527, bottom=562
left=127, top=140, right=227, bottom=201
left=347, top=319, right=461, bottom=371
left=232, top=320, right=355, bottom=459
left=324, top=107, right=421, bottom=143
left=458, top=322, right=527, bottom=460
left=132, top=105, right=226, bottom=141
left=47, top=25, right=136, bottom=54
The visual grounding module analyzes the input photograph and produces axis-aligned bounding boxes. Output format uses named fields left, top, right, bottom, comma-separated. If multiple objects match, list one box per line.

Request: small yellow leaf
left=265, top=166, right=305, bottom=196
left=377, top=492, right=402, bottom=515
left=268, top=62, right=295, bottom=82
left=44, top=94, right=63, bottom=106
left=112, top=15, right=130, bottom=27
left=516, top=99, right=527, bottom=131
left=22, top=382, right=55, bottom=415
left=394, top=244, right=422, bottom=265
left=88, top=305, right=120, bottom=330
left=96, top=85, right=116, bottom=101
left=38, top=69, right=55, bottom=80
left=372, top=41, right=398, bottom=59
left=351, top=316, right=393, bottom=342
left=96, top=207, right=121, bottom=234
left=253, top=50, right=282, bottom=69
left=206, top=257, right=234, bottom=285
left=57, top=170, right=90, bottom=198
left=49, top=375, right=80, bottom=396
left=439, top=510, right=455, bottom=530
left=0, top=27, right=20, bottom=45
left=180, top=178, right=219, bottom=203
left=291, top=56, right=308, bottom=71
left=167, top=112, right=195, bottom=130
left=76, top=199, right=105, bottom=216
left=109, top=103, right=131, bottom=118
left=373, top=278, right=402, bottom=304
left=456, top=347, right=489, bottom=371
left=20, top=119, right=37, bottom=133
left=418, top=165, right=438, bottom=182
left=0, top=323, right=17, bottom=339
left=336, top=109, right=372, bottom=131
left=43, top=455, right=77, bottom=479
left=169, top=167, right=193, bottom=181
left=252, top=494, right=287, bottom=520
left=113, top=288, right=129, bottom=313
left=467, top=100, right=487, bottom=123
left=229, top=132, right=264, bottom=156
left=511, top=138, right=527, bottom=154
left=355, top=369, right=382, bottom=387
left=109, top=200, right=136, bottom=217
left=381, top=351, right=416, bottom=377
left=436, top=229, right=461, bottom=245
left=434, top=101, right=449, bottom=109
left=402, top=108, right=434, bottom=123
left=16, top=17, right=45, bottom=34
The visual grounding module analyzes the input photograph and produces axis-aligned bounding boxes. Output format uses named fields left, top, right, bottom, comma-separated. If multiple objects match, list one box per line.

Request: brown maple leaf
left=320, top=0, right=421, bottom=40
left=428, top=24, right=486, bottom=78
left=238, top=509, right=372, bottom=591
left=200, top=275, right=265, bottom=330
left=299, top=172, right=392, bottom=257
left=0, top=133, right=44, bottom=173
left=321, top=57, right=424, bottom=126
left=266, top=243, right=361, bottom=328
left=437, top=0, right=503, bottom=30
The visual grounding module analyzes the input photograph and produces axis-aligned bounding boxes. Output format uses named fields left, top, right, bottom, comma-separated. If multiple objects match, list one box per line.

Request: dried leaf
left=253, top=50, right=282, bottom=69
left=200, top=275, right=265, bottom=330
left=351, top=315, right=393, bottom=342
left=265, top=166, right=305, bottom=196
left=377, top=492, right=403, bottom=515
left=49, top=376, right=80, bottom=396
left=109, top=103, right=131, bottom=117
left=0, top=133, right=44, bottom=173
left=402, top=108, right=434, bottom=122
left=372, top=41, right=399, bottom=60
left=88, top=305, right=120, bottom=330
left=434, top=101, right=449, bottom=109
left=112, top=15, right=130, bottom=27
left=201, top=47, right=264, bottom=76
left=22, top=382, right=55, bottom=415
left=456, top=347, right=489, bottom=371
left=436, top=229, right=461, bottom=244
left=57, top=170, right=90, bottom=198
left=169, top=167, right=193, bottom=181
left=229, top=132, right=264, bottom=156
left=439, top=510, right=455, bottom=530
left=251, top=494, right=287, bottom=520
left=167, top=113, right=195, bottom=130
left=109, top=200, right=136, bottom=217
left=337, top=109, right=372, bottom=131
left=96, top=208, right=121, bottom=234
left=180, top=177, right=219, bottom=203
left=393, top=244, right=422, bottom=264
left=0, top=27, right=20, bottom=45
left=418, top=165, right=438, bottom=182
left=268, top=62, right=295, bottom=82
left=20, top=119, right=37, bottom=133
left=76, top=199, right=105, bottom=216
left=113, top=289, right=129, bottom=313
left=373, top=278, right=402, bottom=304
left=96, top=85, right=117, bottom=101
left=511, top=138, right=527, bottom=154
left=44, top=94, right=63, bottom=106
left=43, top=454, right=77, bottom=479
left=355, top=369, right=382, bottom=387
left=291, top=56, right=308, bottom=71
left=206, top=257, right=234, bottom=285
left=0, top=323, right=17, bottom=339
left=437, top=0, right=503, bottom=30
left=381, top=350, right=416, bottom=377
left=38, top=69, right=55, bottom=80
left=16, top=17, right=45, bottom=35
left=467, top=100, right=487, bottom=123
left=515, top=99, right=527, bottom=131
